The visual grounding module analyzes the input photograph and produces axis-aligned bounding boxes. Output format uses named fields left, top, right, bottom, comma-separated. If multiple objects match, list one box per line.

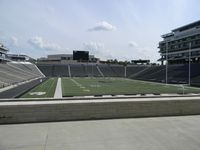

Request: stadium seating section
left=1, top=62, right=200, bottom=90
left=37, top=63, right=200, bottom=86
left=0, top=62, right=44, bottom=88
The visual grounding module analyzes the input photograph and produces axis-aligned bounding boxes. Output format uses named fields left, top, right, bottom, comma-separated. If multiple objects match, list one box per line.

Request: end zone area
left=21, top=78, right=57, bottom=98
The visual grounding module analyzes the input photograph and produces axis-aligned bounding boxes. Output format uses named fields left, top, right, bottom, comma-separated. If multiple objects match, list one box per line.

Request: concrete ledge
left=2, top=94, right=200, bottom=102
left=1, top=96, right=200, bottom=124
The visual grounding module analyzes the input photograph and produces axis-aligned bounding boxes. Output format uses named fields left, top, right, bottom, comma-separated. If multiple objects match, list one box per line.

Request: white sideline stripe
left=54, top=78, right=62, bottom=98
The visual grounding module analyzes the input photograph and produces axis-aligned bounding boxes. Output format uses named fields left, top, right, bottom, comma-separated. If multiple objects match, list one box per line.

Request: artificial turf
left=20, top=77, right=200, bottom=98
left=21, top=78, right=58, bottom=98
left=61, top=77, right=200, bottom=97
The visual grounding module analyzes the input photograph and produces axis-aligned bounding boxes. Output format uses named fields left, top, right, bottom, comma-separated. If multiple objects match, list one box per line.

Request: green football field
left=21, top=77, right=200, bottom=98
left=21, top=78, right=58, bottom=98
left=61, top=77, right=200, bottom=97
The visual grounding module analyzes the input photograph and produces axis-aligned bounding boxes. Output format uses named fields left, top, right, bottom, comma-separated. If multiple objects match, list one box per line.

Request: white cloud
left=128, top=41, right=138, bottom=47
left=10, top=36, right=18, bottom=46
left=28, top=36, right=66, bottom=53
left=88, top=21, right=117, bottom=32
left=83, top=41, right=153, bottom=62
left=127, top=41, right=154, bottom=60
left=83, top=42, right=104, bottom=51
left=83, top=42, right=113, bottom=60
left=128, top=44, right=152, bottom=60
left=0, top=36, right=19, bottom=47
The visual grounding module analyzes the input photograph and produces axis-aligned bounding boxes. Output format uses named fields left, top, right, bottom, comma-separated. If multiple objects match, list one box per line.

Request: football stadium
left=1, top=1, right=200, bottom=149
left=1, top=20, right=200, bottom=122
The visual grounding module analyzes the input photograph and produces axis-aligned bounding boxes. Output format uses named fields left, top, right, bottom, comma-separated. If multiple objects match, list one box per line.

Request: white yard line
left=70, top=78, right=90, bottom=92
left=54, top=78, right=62, bottom=98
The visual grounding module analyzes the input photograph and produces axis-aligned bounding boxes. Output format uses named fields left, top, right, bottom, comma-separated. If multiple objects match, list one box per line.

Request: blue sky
left=0, top=0, right=200, bottom=62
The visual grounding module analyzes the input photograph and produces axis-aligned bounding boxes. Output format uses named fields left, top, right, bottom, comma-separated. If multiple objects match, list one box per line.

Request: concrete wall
left=1, top=97, right=200, bottom=124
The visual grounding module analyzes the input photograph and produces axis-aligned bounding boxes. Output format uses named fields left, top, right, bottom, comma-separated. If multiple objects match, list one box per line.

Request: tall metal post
left=188, top=42, right=191, bottom=86
left=92, top=63, right=94, bottom=78
left=166, top=42, right=168, bottom=85
left=124, top=65, right=127, bottom=78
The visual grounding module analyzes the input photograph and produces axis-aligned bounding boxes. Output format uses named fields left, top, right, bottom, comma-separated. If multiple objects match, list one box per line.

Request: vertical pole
left=166, top=42, right=168, bottom=85
left=92, top=63, right=94, bottom=78
left=86, top=61, right=88, bottom=77
left=188, top=42, right=191, bottom=86
left=125, top=65, right=127, bottom=78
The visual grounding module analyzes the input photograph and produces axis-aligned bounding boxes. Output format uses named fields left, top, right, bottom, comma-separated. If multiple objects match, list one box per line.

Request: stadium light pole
left=124, top=65, right=127, bottom=78
left=165, top=42, right=168, bottom=85
left=188, top=42, right=191, bottom=86
left=92, top=63, right=94, bottom=78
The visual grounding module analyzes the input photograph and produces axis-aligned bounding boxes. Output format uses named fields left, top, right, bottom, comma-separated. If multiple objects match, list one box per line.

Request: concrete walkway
left=1, top=115, right=200, bottom=150
left=54, top=78, right=62, bottom=98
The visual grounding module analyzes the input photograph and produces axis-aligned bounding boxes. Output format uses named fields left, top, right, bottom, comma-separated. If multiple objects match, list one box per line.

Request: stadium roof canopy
left=172, top=20, right=200, bottom=32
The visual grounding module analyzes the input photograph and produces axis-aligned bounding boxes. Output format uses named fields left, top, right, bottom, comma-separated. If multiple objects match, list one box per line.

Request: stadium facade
left=0, top=43, right=9, bottom=62
left=158, top=20, right=200, bottom=65
left=6, top=54, right=35, bottom=62
left=37, top=52, right=99, bottom=64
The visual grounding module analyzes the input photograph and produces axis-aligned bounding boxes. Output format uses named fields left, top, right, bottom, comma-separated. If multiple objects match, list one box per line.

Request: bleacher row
left=37, top=64, right=129, bottom=77
left=133, top=64, right=200, bottom=85
left=37, top=63, right=200, bottom=85
left=0, top=62, right=44, bottom=88
left=1, top=62, right=200, bottom=90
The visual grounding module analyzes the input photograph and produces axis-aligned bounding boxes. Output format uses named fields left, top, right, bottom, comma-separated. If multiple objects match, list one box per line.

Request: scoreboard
left=73, top=50, right=89, bottom=61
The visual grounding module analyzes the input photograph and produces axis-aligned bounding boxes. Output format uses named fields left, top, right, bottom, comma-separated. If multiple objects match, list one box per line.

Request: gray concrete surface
left=0, top=115, right=200, bottom=150
left=54, top=77, right=62, bottom=98
left=1, top=96, right=200, bottom=124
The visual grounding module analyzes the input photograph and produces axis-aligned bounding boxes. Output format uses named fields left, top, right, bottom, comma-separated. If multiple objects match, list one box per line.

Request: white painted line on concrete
left=54, top=78, right=62, bottom=98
